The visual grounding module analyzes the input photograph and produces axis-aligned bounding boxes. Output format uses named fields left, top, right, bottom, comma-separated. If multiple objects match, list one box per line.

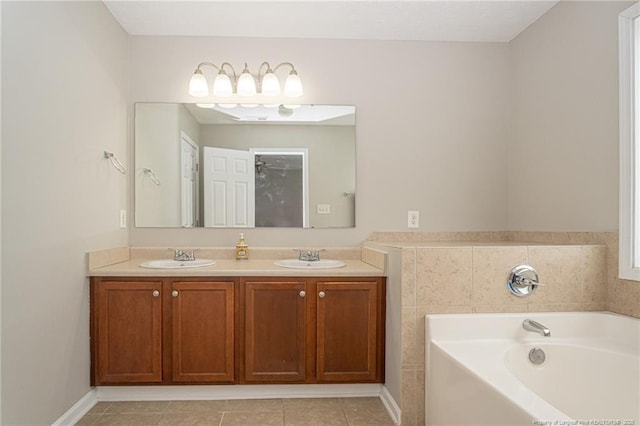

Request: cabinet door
left=316, top=280, right=383, bottom=383
left=94, top=281, right=163, bottom=384
left=244, top=280, right=311, bottom=382
left=171, top=281, right=235, bottom=383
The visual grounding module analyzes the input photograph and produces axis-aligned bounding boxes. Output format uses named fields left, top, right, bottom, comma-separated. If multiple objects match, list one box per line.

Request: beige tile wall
left=510, top=231, right=640, bottom=318
left=368, top=231, right=635, bottom=426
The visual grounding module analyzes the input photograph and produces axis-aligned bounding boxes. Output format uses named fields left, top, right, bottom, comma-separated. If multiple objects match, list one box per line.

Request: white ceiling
left=103, top=1, right=559, bottom=43
left=185, top=104, right=356, bottom=124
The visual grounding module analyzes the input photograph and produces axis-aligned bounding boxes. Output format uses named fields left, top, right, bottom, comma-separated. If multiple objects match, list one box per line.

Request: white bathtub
left=425, top=312, right=640, bottom=426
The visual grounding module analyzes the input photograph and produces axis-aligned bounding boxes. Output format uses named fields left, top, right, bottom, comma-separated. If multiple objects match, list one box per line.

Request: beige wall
left=508, top=1, right=631, bottom=231
left=135, top=103, right=201, bottom=227
left=128, top=36, right=510, bottom=246
left=1, top=2, right=128, bottom=424
left=135, top=103, right=183, bottom=227
left=128, top=1, right=631, bottom=241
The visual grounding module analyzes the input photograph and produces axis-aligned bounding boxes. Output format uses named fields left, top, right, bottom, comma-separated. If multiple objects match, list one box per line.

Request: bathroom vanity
left=88, top=248, right=386, bottom=387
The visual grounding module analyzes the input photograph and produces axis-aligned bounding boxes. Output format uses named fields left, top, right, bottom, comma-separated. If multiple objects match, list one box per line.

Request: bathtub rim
left=426, top=311, right=639, bottom=348
left=425, top=311, right=640, bottom=424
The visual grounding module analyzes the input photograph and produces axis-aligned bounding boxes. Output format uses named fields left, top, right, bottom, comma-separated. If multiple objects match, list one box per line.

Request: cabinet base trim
left=96, top=384, right=383, bottom=401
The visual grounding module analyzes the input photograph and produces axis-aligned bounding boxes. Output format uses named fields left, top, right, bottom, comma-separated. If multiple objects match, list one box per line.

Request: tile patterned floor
left=75, top=397, right=395, bottom=426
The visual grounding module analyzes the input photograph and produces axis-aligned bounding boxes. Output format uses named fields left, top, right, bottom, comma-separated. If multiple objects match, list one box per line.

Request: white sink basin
left=140, top=259, right=216, bottom=269
left=274, top=259, right=346, bottom=269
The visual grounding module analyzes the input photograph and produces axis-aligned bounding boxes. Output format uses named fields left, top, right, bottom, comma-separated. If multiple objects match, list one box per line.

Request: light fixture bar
left=188, top=61, right=303, bottom=99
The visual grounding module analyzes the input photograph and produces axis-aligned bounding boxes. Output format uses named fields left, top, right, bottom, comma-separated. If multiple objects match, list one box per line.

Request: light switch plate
left=119, top=210, right=127, bottom=229
left=408, top=210, right=419, bottom=228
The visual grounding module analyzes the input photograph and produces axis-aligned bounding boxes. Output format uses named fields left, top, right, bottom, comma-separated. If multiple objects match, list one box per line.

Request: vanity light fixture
left=188, top=61, right=303, bottom=99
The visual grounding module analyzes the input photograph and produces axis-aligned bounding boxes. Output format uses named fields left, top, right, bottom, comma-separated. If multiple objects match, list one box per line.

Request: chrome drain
left=528, top=347, right=546, bottom=365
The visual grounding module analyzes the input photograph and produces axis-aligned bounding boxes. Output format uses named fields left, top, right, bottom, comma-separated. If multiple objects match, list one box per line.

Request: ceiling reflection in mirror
left=135, top=103, right=356, bottom=228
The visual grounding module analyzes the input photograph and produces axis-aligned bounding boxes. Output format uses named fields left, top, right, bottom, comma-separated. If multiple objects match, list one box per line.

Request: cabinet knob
left=299, top=290, right=306, bottom=298
left=152, top=290, right=160, bottom=298
left=172, top=290, right=179, bottom=297
left=318, top=291, right=326, bottom=298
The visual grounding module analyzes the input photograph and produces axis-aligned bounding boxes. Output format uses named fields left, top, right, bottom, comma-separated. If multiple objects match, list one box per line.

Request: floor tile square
left=220, top=411, right=284, bottom=425
left=93, top=413, right=163, bottom=425
left=166, top=400, right=226, bottom=413
left=86, top=402, right=112, bottom=415
left=284, top=408, right=348, bottom=426
left=158, top=412, right=223, bottom=426
left=105, top=401, right=170, bottom=414
left=283, top=397, right=342, bottom=411
left=223, top=398, right=283, bottom=412
left=75, top=413, right=100, bottom=426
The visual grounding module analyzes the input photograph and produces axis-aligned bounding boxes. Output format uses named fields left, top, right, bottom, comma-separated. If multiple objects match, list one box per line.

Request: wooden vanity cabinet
left=91, top=279, right=163, bottom=384
left=170, top=280, right=235, bottom=383
left=316, top=280, right=384, bottom=383
left=239, top=277, right=385, bottom=384
left=90, top=277, right=235, bottom=385
left=241, top=279, right=315, bottom=383
left=91, top=275, right=385, bottom=386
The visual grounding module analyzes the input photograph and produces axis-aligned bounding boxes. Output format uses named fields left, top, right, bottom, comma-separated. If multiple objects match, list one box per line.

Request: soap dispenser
left=236, top=233, right=249, bottom=260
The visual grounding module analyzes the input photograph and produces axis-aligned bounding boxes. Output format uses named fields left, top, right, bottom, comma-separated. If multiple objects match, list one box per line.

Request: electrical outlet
left=119, top=210, right=127, bottom=229
left=408, top=210, right=419, bottom=228
left=317, top=204, right=331, bottom=214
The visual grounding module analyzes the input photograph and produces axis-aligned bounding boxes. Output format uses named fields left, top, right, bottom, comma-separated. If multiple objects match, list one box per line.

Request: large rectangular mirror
left=135, top=103, right=356, bottom=228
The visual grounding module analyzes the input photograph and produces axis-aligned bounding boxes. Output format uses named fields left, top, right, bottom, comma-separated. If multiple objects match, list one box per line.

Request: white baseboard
left=379, top=385, right=401, bottom=425
left=54, top=384, right=402, bottom=425
left=51, top=389, right=98, bottom=426
left=96, top=383, right=382, bottom=401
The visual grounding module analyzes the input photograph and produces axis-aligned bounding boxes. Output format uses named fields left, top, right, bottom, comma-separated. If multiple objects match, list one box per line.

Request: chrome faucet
left=522, top=319, right=551, bottom=337
left=293, top=248, right=325, bottom=261
left=170, top=248, right=196, bottom=261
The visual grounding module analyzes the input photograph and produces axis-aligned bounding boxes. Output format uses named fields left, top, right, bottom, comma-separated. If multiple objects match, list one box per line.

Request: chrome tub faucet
left=522, top=319, right=551, bottom=337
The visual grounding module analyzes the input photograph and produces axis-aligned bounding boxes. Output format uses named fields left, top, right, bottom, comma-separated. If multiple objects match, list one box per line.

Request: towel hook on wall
left=143, top=168, right=161, bottom=185
left=104, top=151, right=126, bottom=174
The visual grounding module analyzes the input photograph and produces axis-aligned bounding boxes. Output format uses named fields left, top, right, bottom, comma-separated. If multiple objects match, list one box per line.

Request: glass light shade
left=284, top=72, right=303, bottom=97
left=213, top=73, right=233, bottom=97
left=237, top=70, right=257, bottom=97
left=188, top=71, right=209, bottom=97
left=261, top=72, right=281, bottom=96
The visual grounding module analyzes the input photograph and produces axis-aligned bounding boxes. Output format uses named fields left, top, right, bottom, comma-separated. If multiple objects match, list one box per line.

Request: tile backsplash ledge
left=367, top=230, right=636, bottom=317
